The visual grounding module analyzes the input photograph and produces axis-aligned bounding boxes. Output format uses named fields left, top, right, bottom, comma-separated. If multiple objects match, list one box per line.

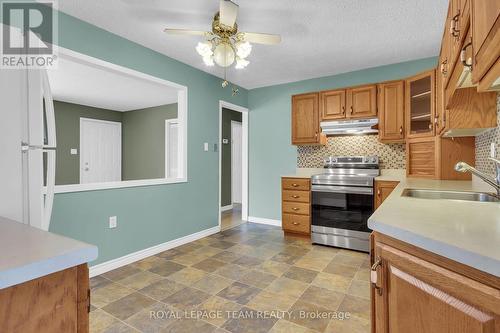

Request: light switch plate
left=109, top=216, right=117, bottom=229
left=70, top=148, right=78, bottom=155
left=204, top=142, right=209, bottom=151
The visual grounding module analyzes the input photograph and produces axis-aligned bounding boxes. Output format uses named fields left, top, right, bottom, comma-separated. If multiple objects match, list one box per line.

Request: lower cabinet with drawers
left=281, top=177, right=311, bottom=235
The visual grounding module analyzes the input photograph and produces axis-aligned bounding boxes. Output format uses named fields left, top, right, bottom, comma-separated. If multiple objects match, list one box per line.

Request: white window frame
left=50, top=46, right=188, bottom=194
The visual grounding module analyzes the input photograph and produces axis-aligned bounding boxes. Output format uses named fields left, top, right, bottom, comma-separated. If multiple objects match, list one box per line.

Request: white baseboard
left=247, top=216, right=282, bottom=227
left=221, top=204, right=233, bottom=212
left=89, top=225, right=221, bottom=277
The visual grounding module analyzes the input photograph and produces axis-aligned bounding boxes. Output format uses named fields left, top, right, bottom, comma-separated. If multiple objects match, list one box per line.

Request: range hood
left=320, top=118, right=378, bottom=136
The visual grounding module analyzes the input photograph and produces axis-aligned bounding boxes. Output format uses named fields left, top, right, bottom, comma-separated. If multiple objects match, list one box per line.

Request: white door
left=165, top=119, right=179, bottom=178
left=80, top=118, right=121, bottom=184
left=231, top=121, right=242, bottom=204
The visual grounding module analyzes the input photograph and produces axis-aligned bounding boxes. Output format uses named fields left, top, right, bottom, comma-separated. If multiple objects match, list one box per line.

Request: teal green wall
left=44, top=11, right=248, bottom=265
left=247, top=57, right=438, bottom=220
left=221, top=108, right=242, bottom=207
left=122, top=104, right=178, bottom=181
left=53, top=101, right=123, bottom=185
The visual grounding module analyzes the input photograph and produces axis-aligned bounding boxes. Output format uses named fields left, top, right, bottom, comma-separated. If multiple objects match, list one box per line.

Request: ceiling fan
left=164, top=0, right=281, bottom=70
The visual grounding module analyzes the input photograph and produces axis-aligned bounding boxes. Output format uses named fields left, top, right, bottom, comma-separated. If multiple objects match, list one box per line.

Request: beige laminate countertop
left=368, top=178, right=500, bottom=277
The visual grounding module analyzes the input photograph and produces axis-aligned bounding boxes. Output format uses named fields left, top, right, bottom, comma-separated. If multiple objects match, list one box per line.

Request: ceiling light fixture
left=165, top=0, right=281, bottom=74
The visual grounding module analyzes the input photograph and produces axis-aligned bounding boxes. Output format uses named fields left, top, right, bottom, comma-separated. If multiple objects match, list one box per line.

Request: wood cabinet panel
left=282, top=214, right=310, bottom=234
left=374, top=181, right=400, bottom=209
left=378, top=81, right=405, bottom=143
left=0, top=266, right=88, bottom=333
left=472, top=0, right=500, bottom=83
left=282, top=178, right=310, bottom=191
left=347, top=85, right=377, bottom=119
left=282, top=189, right=310, bottom=203
left=372, top=236, right=500, bottom=333
left=291, top=93, right=323, bottom=145
left=282, top=201, right=310, bottom=216
left=440, top=137, right=475, bottom=180
left=320, top=89, right=346, bottom=120
left=406, top=137, right=438, bottom=179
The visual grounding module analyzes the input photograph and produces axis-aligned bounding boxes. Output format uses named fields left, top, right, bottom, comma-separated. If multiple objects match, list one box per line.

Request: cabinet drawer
left=282, top=190, right=310, bottom=203
left=282, top=214, right=310, bottom=234
left=282, top=178, right=310, bottom=191
left=282, top=202, right=310, bottom=215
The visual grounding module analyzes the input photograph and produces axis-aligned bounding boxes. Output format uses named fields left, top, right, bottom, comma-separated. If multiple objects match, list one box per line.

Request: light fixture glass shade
left=235, top=41, right=252, bottom=59
left=196, top=41, right=213, bottom=57
left=235, top=57, right=249, bottom=69
left=213, top=42, right=235, bottom=67
left=202, top=55, right=214, bottom=66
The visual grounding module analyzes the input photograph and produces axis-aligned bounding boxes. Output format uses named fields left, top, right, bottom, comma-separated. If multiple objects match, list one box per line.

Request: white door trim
left=231, top=120, right=242, bottom=204
left=165, top=118, right=180, bottom=179
left=218, top=101, right=249, bottom=226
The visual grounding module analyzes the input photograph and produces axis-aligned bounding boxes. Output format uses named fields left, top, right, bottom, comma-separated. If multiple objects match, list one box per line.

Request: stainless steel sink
left=401, top=188, right=499, bottom=202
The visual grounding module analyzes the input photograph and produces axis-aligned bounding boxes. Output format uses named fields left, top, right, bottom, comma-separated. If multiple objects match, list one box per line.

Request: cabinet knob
left=292, top=195, right=300, bottom=199
left=377, top=189, right=381, bottom=196
left=292, top=222, right=300, bottom=226
left=399, top=126, right=403, bottom=135
left=292, top=207, right=300, bottom=211
left=371, top=257, right=383, bottom=296
left=292, top=183, right=299, bottom=187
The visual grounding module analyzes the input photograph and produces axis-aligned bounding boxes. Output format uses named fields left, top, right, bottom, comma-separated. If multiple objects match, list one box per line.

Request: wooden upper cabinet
left=405, top=70, right=435, bottom=138
left=471, top=0, right=500, bottom=84
left=347, top=85, right=377, bottom=119
left=378, top=81, right=405, bottom=143
left=291, top=93, right=324, bottom=145
left=320, top=89, right=346, bottom=120
left=372, top=236, right=500, bottom=333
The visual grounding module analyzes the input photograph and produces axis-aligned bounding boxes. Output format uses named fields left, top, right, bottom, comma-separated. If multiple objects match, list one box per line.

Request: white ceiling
left=47, top=56, right=179, bottom=111
left=57, top=0, right=448, bottom=89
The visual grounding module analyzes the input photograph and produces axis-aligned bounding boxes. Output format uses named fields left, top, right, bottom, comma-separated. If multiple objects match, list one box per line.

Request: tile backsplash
left=475, top=93, right=500, bottom=175
left=297, top=135, right=406, bottom=169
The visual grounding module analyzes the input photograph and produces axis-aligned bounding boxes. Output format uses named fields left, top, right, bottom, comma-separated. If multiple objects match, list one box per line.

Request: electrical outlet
left=109, top=216, right=117, bottom=229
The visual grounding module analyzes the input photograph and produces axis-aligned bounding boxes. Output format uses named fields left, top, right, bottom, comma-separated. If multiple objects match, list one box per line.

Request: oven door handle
left=311, top=185, right=374, bottom=195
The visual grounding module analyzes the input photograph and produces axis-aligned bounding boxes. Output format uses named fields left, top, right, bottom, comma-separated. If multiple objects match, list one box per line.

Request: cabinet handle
left=291, top=183, right=299, bottom=187
left=342, top=106, right=345, bottom=115
left=440, top=59, right=448, bottom=76
left=399, top=126, right=403, bottom=135
left=428, top=123, right=433, bottom=130
left=315, top=132, right=318, bottom=138
left=461, top=41, right=473, bottom=70
left=292, top=222, right=300, bottom=225
left=350, top=106, right=353, bottom=114
left=377, top=188, right=381, bottom=196
left=292, top=195, right=300, bottom=199
left=371, top=257, right=383, bottom=296
left=449, top=13, right=460, bottom=38
left=291, top=207, right=300, bottom=211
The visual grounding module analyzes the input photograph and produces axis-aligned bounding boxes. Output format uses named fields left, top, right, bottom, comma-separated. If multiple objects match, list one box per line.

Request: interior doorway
left=218, top=101, right=248, bottom=231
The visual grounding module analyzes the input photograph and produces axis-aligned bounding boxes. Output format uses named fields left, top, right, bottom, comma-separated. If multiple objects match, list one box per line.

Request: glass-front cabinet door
left=405, top=70, right=435, bottom=138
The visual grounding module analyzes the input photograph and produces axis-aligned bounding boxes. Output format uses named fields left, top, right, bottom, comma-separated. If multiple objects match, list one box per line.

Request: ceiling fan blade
left=219, top=0, right=238, bottom=27
left=163, top=28, right=208, bottom=36
left=240, top=32, right=281, bottom=45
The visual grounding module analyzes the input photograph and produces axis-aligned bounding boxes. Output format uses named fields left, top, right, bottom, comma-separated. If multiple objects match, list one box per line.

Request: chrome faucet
left=455, top=158, right=500, bottom=196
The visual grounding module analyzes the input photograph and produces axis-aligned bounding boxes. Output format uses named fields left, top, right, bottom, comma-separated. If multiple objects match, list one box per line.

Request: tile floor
left=221, top=204, right=244, bottom=231
left=90, top=223, right=371, bottom=333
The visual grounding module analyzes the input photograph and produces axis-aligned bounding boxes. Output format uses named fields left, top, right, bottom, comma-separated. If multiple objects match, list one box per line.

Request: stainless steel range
left=311, top=156, right=380, bottom=252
